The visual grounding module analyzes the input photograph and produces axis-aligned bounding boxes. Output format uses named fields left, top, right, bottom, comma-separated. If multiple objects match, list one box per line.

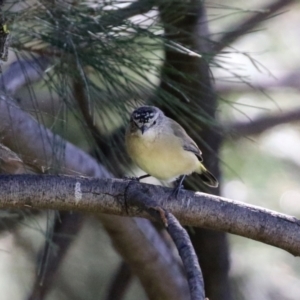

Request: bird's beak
left=140, top=125, right=146, bottom=134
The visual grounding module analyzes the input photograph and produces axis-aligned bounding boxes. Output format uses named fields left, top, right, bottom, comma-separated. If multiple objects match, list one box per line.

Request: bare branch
left=125, top=187, right=203, bottom=299
left=101, top=0, right=155, bottom=26
left=216, top=69, right=300, bottom=94
left=0, top=57, right=49, bottom=94
left=167, top=213, right=205, bottom=300
left=0, top=143, right=41, bottom=232
left=105, top=261, right=133, bottom=300
left=214, top=0, right=296, bottom=53
left=0, top=175, right=299, bottom=257
left=101, top=215, right=189, bottom=300
left=225, top=107, right=300, bottom=138
left=27, top=212, right=84, bottom=300
left=0, top=94, right=111, bottom=177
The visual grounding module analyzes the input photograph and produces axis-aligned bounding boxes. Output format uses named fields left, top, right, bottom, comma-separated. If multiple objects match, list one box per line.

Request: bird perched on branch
left=125, top=106, right=218, bottom=196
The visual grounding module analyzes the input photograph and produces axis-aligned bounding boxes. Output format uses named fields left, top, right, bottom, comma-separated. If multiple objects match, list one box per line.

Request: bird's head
left=130, top=106, right=163, bottom=134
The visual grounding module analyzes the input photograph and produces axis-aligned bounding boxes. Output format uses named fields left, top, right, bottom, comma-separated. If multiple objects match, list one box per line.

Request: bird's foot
left=170, top=175, right=186, bottom=199
left=170, top=184, right=185, bottom=199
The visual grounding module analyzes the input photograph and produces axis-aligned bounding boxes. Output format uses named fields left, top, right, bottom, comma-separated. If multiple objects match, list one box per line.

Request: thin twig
left=167, top=212, right=205, bottom=300
left=101, top=214, right=189, bottom=300
left=125, top=186, right=205, bottom=299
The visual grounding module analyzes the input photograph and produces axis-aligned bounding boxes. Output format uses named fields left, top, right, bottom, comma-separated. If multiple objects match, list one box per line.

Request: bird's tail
left=197, top=165, right=218, bottom=188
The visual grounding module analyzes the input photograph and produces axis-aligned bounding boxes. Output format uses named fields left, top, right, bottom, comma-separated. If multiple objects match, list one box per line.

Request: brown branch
left=27, top=212, right=84, bottom=300
left=157, top=1, right=230, bottom=299
left=105, top=261, right=133, bottom=300
left=0, top=175, right=300, bottom=257
left=216, top=69, right=300, bottom=94
left=72, top=79, right=126, bottom=176
left=214, top=0, right=296, bottom=53
left=226, top=107, right=300, bottom=138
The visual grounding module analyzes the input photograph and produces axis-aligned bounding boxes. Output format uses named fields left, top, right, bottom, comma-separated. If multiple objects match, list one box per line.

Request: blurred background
left=1, top=0, right=300, bottom=299
left=215, top=0, right=300, bottom=298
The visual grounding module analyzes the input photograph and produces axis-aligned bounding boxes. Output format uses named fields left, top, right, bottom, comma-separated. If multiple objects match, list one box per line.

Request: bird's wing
left=168, top=118, right=203, bottom=162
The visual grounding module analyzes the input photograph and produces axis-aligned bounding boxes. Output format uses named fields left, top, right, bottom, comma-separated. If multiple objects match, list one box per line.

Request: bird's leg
left=124, top=174, right=151, bottom=181
left=171, top=175, right=186, bottom=198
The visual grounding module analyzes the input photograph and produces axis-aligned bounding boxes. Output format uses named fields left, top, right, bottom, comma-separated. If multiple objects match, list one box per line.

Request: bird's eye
left=153, top=121, right=156, bottom=125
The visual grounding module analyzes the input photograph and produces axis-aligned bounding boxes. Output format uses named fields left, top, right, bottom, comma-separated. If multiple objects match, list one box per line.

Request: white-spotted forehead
left=134, top=111, right=155, bottom=118
left=132, top=108, right=158, bottom=123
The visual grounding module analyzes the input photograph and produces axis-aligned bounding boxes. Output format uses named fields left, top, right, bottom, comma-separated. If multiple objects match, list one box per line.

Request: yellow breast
left=126, top=129, right=199, bottom=181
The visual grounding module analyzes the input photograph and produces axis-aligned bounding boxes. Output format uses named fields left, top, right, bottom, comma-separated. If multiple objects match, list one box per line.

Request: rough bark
left=0, top=175, right=299, bottom=257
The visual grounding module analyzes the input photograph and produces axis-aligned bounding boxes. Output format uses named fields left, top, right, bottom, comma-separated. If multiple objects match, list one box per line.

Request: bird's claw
left=170, top=184, right=185, bottom=199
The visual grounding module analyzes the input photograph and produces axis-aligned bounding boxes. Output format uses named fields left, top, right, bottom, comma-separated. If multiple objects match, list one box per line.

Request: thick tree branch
left=0, top=175, right=299, bottom=257
left=0, top=57, right=50, bottom=94
left=105, top=262, right=133, bottom=300
left=0, top=94, right=111, bottom=177
left=214, top=0, right=296, bottom=53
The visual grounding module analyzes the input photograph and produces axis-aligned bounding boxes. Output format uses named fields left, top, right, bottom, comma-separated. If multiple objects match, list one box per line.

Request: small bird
left=125, top=106, right=218, bottom=195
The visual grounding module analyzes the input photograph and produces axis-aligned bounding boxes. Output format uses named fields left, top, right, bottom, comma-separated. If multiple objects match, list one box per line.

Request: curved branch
left=0, top=57, right=50, bottom=94
left=105, top=261, right=133, bottom=300
left=0, top=94, right=111, bottom=178
left=226, top=107, right=300, bottom=138
left=214, top=0, right=296, bottom=53
left=125, top=187, right=204, bottom=299
left=0, top=174, right=299, bottom=257
left=101, top=215, right=189, bottom=300
left=216, top=69, right=300, bottom=94
left=167, top=212, right=205, bottom=300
